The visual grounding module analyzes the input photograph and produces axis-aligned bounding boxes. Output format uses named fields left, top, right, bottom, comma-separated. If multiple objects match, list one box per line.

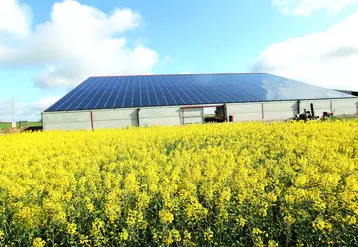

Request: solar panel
left=45, top=73, right=356, bottom=112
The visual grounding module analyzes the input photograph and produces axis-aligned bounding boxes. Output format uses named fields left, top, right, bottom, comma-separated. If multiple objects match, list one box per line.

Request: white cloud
left=0, top=0, right=31, bottom=37
left=32, top=96, right=61, bottom=111
left=252, top=11, right=358, bottom=91
left=0, top=100, right=24, bottom=122
left=0, top=96, right=61, bottom=122
left=274, top=0, right=358, bottom=16
left=0, top=0, right=159, bottom=88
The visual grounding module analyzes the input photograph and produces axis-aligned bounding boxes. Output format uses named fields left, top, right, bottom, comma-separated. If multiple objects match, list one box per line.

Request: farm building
left=42, top=73, right=358, bottom=131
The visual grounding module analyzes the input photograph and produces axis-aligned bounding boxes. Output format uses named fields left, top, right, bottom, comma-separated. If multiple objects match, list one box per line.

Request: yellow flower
left=204, top=228, right=213, bottom=241
left=268, top=240, right=278, bottom=247
left=313, top=217, right=326, bottom=231
left=159, top=209, right=174, bottom=224
left=32, top=237, right=46, bottom=247
left=86, top=203, right=95, bottom=213
left=67, top=222, right=77, bottom=235
left=239, top=217, right=246, bottom=227
left=0, top=120, right=357, bottom=246
left=348, top=216, right=356, bottom=225
left=0, top=230, right=4, bottom=242
left=119, top=229, right=129, bottom=241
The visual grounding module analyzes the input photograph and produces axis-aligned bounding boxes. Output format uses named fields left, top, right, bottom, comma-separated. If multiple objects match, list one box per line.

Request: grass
left=0, top=122, right=42, bottom=129
left=0, top=123, right=11, bottom=128
left=325, top=115, right=357, bottom=122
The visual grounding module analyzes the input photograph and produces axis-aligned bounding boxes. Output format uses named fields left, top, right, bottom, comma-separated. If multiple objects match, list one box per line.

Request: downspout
left=137, top=108, right=140, bottom=127
left=182, top=108, right=184, bottom=125
left=41, top=112, right=45, bottom=131
left=90, top=111, right=94, bottom=130
left=224, top=103, right=227, bottom=122
left=310, top=103, right=315, bottom=117
left=297, top=100, right=300, bottom=115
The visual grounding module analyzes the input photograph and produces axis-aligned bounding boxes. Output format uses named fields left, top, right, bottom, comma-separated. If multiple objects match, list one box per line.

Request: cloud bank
left=0, top=0, right=159, bottom=89
left=0, top=0, right=31, bottom=37
left=253, top=11, right=358, bottom=90
left=0, top=96, right=61, bottom=122
left=274, top=0, right=358, bottom=16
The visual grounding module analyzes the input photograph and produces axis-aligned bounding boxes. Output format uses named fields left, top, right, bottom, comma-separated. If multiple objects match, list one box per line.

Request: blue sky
left=1, top=0, right=358, bottom=121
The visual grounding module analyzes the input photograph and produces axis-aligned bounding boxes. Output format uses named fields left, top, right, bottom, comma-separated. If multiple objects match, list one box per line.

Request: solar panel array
left=46, top=73, right=354, bottom=112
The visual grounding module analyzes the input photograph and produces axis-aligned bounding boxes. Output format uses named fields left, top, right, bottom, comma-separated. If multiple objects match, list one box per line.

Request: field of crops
left=0, top=121, right=358, bottom=246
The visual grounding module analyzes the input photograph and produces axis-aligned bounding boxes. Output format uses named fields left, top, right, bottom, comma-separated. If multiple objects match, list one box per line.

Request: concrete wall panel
left=43, top=112, right=92, bottom=131
left=264, top=101, right=297, bottom=112
left=43, top=111, right=90, bottom=123
left=139, top=107, right=179, bottom=118
left=231, top=112, right=262, bottom=121
left=182, top=108, right=203, bottom=124
left=93, top=109, right=137, bottom=121
left=183, top=117, right=203, bottom=124
left=182, top=108, right=203, bottom=117
left=140, top=117, right=180, bottom=126
left=93, top=119, right=135, bottom=129
left=331, top=98, right=358, bottom=115
left=300, top=100, right=330, bottom=115
left=264, top=101, right=297, bottom=120
left=139, top=107, right=181, bottom=126
left=226, top=103, right=262, bottom=122
left=227, top=103, right=262, bottom=114
left=92, top=109, right=138, bottom=128
left=45, top=122, right=92, bottom=131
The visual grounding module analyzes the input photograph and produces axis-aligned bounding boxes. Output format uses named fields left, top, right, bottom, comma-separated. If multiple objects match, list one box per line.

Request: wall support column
left=297, top=100, right=301, bottom=115
left=137, top=108, right=140, bottom=127
left=90, top=111, right=94, bottom=130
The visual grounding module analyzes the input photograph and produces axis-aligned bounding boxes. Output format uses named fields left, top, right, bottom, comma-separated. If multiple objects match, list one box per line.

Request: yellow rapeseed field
left=0, top=121, right=358, bottom=246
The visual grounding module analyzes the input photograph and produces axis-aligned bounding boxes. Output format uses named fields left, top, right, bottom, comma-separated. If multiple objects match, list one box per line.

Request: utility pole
left=11, top=98, right=16, bottom=128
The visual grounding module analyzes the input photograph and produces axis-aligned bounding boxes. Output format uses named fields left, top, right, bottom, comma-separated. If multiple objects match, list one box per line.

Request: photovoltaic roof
left=45, top=73, right=355, bottom=112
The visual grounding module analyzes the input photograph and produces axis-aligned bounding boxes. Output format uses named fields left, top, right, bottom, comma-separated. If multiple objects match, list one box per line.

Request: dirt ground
left=0, top=128, right=28, bottom=135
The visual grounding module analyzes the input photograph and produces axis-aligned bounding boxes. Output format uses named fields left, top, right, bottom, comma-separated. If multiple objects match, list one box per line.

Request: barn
left=42, top=73, right=357, bottom=131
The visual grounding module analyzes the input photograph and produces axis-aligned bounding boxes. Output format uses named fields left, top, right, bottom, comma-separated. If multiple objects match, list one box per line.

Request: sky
left=1, top=0, right=358, bottom=121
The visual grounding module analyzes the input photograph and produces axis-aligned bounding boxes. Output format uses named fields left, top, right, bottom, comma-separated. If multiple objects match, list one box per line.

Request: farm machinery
left=293, top=103, right=335, bottom=121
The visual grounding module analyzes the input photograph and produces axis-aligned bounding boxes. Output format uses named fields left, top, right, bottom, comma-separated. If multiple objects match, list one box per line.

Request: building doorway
left=204, top=105, right=226, bottom=123
left=181, top=105, right=226, bottom=125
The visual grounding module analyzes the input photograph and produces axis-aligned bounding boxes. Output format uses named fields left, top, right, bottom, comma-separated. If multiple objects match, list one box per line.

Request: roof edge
left=89, top=72, right=267, bottom=78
